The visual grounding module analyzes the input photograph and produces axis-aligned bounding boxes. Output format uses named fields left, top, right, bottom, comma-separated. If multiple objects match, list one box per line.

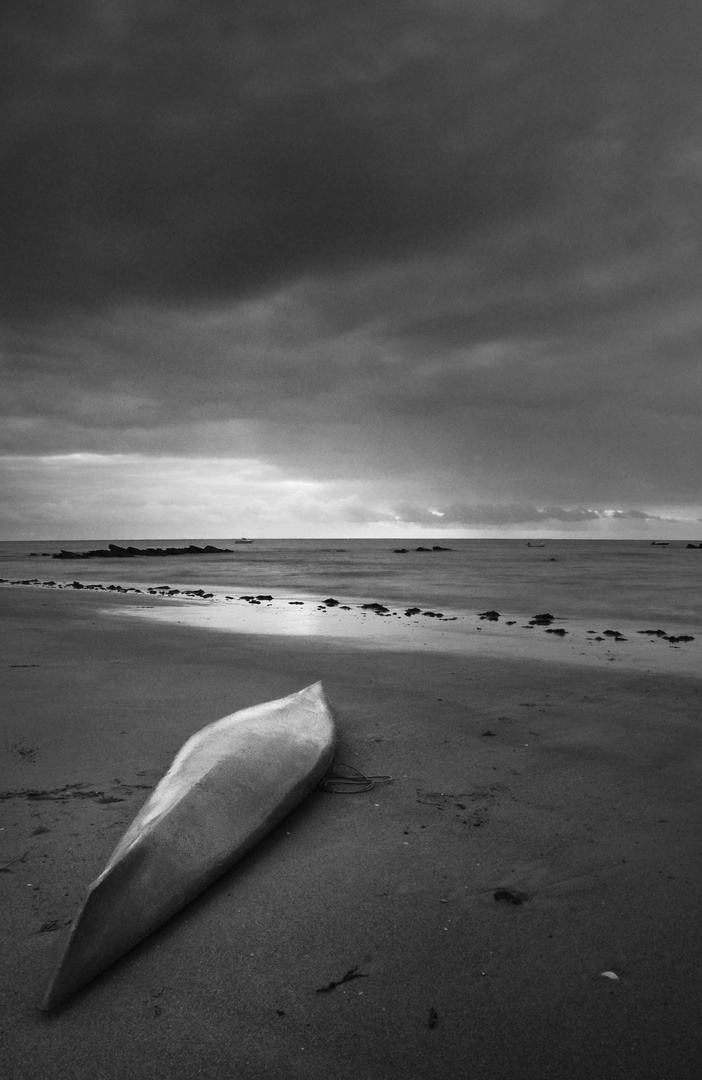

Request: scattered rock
left=493, top=889, right=528, bottom=905
left=478, top=610, right=500, bottom=621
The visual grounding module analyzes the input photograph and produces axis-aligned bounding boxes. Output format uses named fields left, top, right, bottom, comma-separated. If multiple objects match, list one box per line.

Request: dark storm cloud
left=0, top=0, right=533, bottom=314
left=3, top=1, right=702, bottom=536
left=5, top=0, right=699, bottom=318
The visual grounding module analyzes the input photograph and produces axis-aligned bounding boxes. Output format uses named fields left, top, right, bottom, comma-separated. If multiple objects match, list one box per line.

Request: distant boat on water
left=651, top=541, right=669, bottom=546
left=526, top=541, right=545, bottom=547
left=234, top=538, right=254, bottom=544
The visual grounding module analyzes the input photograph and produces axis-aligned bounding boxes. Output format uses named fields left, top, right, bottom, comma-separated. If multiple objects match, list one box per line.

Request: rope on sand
left=319, top=763, right=393, bottom=793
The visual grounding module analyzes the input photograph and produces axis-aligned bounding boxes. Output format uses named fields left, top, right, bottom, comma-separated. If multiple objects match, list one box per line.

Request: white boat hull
left=42, top=682, right=335, bottom=1009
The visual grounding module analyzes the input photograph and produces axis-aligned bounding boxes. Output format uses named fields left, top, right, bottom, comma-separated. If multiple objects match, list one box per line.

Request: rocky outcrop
left=52, top=543, right=233, bottom=559
left=529, top=613, right=554, bottom=626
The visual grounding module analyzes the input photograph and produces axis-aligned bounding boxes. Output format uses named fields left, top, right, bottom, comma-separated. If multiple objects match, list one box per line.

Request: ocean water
left=1, top=538, right=701, bottom=628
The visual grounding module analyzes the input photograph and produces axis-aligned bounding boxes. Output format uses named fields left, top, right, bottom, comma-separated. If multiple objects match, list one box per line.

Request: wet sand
left=2, top=586, right=702, bottom=1079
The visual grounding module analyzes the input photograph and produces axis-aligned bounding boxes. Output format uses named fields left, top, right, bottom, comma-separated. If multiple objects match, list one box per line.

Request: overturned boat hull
left=43, top=681, right=335, bottom=1009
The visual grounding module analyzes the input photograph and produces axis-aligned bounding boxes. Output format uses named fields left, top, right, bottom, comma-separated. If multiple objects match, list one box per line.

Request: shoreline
left=3, top=586, right=702, bottom=1079
left=2, top=576, right=700, bottom=677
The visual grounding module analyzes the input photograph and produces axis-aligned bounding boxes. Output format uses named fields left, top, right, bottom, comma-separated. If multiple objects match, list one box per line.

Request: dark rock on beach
left=478, top=610, right=500, bottom=621
left=494, top=889, right=529, bottom=905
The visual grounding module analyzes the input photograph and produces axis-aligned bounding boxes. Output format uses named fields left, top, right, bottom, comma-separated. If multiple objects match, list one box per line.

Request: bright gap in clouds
left=0, top=453, right=392, bottom=539
left=0, top=454, right=700, bottom=541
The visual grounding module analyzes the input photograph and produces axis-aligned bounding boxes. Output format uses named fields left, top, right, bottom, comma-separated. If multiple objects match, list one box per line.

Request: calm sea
left=1, top=538, right=701, bottom=628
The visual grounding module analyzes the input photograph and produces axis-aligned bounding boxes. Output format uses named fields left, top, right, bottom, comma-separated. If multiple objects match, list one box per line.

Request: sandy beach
left=2, top=585, right=702, bottom=1079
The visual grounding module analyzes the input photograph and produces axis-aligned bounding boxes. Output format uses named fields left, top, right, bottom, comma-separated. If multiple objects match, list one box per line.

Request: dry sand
left=2, top=586, right=702, bottom=1079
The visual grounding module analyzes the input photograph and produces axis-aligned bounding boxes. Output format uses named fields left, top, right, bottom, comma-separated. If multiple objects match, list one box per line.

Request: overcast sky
left=2, top=0, right=701, bottom=539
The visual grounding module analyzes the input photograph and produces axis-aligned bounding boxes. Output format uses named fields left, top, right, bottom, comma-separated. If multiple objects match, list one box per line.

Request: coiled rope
left=319, top=762, right=393, bottom=793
